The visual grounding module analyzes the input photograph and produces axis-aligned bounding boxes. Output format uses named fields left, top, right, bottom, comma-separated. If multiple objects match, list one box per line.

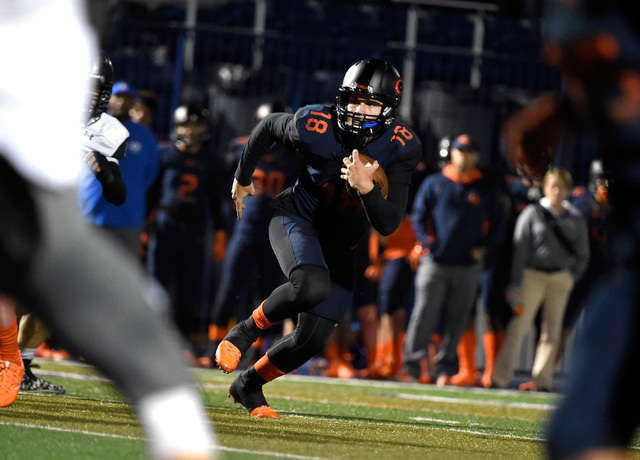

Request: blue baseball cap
left=111, top=81, right=136, bottom=96
left=451, top=134, right=480, bottom=152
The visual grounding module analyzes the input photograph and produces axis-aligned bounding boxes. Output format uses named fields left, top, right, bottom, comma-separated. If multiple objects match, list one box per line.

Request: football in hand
left=345, top=153, right=389, bottom=199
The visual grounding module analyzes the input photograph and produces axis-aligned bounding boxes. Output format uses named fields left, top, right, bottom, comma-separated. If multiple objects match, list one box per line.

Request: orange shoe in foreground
left=0, top=360, right=24, bottom=407
left=249, top=405, right=281, bottom=419
left=215, top=341, right=242, bottom=374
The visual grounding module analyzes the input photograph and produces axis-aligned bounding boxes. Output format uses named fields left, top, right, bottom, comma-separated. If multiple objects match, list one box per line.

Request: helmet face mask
left=336, top=58, right=403, bottom=137
left=85, top=51, right=114, bottom=124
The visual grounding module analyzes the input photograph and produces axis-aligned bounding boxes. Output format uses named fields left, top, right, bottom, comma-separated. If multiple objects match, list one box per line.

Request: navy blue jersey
left=241, top=142, right=303, bottom=226
left=149, top=145, right=223, bottom=227
left=235, top=104, right=422, bottom=246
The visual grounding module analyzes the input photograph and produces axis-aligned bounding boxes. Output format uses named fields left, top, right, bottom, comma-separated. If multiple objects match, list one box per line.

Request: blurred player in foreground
left=0, top=1, right=218, bottom=458
left=502, top=1, right=640, bottom=458
left=215, top=58, right=422, bottom=418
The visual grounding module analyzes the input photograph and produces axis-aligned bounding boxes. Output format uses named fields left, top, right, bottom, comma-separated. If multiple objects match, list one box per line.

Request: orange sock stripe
left=251, top=337, right=265, bottom=350
left=457, top=330, right=477, bottom=371
left=254, top=353, right=286, bottom=382
left=483, top=332, right=497, bottom=367
left=252, top=301, right=276, bottom=330
left=0, top=321, right=21, bottom=363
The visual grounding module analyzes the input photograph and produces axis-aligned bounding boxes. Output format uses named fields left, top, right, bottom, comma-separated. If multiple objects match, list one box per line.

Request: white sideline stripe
left=392, top=392, right=555, bottom=411
left=0, top=420, right=141, bottom=440
left=0, top=421, right=329, bottom=460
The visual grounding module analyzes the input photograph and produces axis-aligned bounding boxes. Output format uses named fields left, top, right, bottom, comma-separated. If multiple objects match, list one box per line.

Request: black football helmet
left=86, top=50, right=114, bottom=124
left=254, top=101, right=290, bottom=123
left=336, top=58, right=403, bottom=137
left=171, top=104, right=211, bottom=151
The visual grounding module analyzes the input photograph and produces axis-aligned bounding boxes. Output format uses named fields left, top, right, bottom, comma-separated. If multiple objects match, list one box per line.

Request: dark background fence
left=102, top=0, right=591, bottom=182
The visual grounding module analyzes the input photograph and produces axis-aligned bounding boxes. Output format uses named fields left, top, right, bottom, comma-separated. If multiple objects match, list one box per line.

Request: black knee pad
left=289, top=265, right=331, bottom=308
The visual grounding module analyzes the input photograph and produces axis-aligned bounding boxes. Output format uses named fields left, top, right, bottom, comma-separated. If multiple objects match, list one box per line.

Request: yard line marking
left=0, top=421, right=330, bottom=459
left=0, top=420, right=142, bottom=440
left=390, top=392, right=555, bottom=410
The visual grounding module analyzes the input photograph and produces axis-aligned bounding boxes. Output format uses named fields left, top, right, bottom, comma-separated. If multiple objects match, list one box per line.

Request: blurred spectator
left=491, top=167, right=589, bottom=392
left=130, top=89, right=160, bottom=131
left=146, top=104, right=226, bottom=355
left=535, top=2, right=640, bottom=457
left=365, top=218, right=417, bottom=380
left=557, top=160, right=612, bottom=362
left=404, top=134, right=505, bottom=386
left=476, top=174, right=541, bottom=388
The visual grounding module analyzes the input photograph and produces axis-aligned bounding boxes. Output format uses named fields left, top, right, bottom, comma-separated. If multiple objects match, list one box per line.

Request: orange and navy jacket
left=411, top=164, right=505, bottom=265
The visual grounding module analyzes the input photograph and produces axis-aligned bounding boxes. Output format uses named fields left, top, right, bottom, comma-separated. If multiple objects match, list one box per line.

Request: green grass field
left=0, top=359, right=638, bottom=459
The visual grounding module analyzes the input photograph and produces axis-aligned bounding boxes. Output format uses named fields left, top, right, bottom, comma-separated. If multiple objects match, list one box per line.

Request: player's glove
left=84, top=150, right=109, bottom=174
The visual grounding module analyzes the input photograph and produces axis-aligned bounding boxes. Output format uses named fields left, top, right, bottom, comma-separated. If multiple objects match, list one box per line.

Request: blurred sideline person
left=491, top=167, right=589, bottom=392
left=0, top=1, right=217, bottom=458
left=501, top=1, right=640, bottom=457
left=130, top=89, right=161, bottom=131
left=207, top=102, right=302, bottom=368
left=557, top=160, right=612, bottom=362
left=215, top=58, right=422, bottom=418
left=145, top=104, right=226, bottom=354
left=404, top=135, right=505, bottom=386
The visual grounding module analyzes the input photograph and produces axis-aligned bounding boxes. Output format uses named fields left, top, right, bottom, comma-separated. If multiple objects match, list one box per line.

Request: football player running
left=215, top=58, right=422, bottom=418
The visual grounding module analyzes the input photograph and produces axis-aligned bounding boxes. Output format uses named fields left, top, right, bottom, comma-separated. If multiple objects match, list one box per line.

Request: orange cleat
left=250, top=405, right=281, bottom=419
left=215, top=341, right=242, bottom=374
left=518, top=380, right=553, bottom=392
left=450, top=369, right=480, bottom=387
left=0, top=360, right=24, bottom=407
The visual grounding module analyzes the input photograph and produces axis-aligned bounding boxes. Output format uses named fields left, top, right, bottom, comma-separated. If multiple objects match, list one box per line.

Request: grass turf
left=0, top=359, right=637, bottom=459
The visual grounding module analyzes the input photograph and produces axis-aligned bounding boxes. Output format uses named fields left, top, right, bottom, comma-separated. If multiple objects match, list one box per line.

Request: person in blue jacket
left=403, top=134, right=505, bottom=386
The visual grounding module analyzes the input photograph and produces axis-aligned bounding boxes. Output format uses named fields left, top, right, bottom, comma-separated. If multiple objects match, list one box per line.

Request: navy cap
left=451, top=134, right=480, bottom=152
left=112, top=81, right=136, bottom=96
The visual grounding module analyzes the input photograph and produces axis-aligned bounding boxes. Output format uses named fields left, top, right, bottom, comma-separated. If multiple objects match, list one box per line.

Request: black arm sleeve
left=95, top=159, right=127, bottom=206
left=234, top=113, right=294, bottom=185
left=359, top=145, right=422, bottom=236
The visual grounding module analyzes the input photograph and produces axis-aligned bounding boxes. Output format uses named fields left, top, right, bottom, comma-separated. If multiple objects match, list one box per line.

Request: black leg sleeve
left=266, top=312, right=338, bottom=374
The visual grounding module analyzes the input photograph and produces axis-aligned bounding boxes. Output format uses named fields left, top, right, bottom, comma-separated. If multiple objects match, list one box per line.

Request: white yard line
left=0, top=421, right=330, bottom=460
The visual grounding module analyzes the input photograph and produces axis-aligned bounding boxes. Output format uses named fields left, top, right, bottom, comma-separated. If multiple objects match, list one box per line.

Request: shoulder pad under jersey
left=80, top=113, right=130, bottom=159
